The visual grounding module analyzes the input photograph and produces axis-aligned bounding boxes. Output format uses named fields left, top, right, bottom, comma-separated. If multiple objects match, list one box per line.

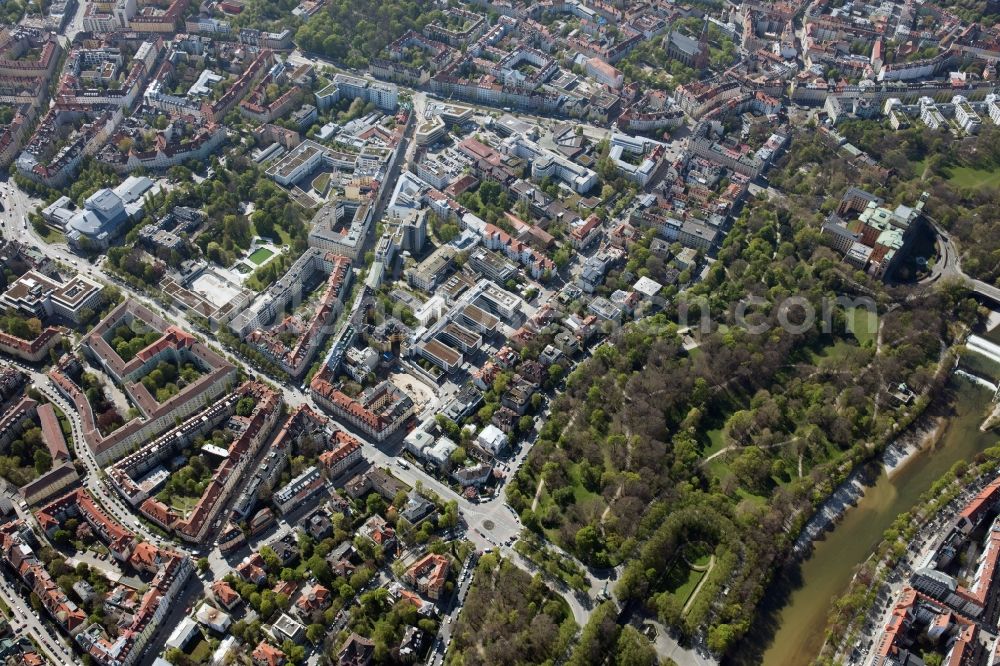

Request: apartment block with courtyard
left=107, top=382, right=282, bottom=543
left=50, top=300, right=237, bottom=465
left=310, top=372, right=416, bottom=442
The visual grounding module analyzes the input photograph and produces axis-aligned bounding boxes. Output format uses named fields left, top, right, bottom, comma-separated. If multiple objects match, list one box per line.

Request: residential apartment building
left=1, top=270, right=103, bottom=323
left=55, top=301, right=236, bottom=464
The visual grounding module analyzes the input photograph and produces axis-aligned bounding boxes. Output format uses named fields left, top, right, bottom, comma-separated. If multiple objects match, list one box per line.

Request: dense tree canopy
left=504, top=129, right=982, bottom=656
left=296, top=1, right=440, bottom=69
left=446, top=555, right=577, bottom=666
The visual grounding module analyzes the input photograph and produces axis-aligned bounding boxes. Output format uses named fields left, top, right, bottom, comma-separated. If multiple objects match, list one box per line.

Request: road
left=847, top=482, right=993, bottom=666
left=35, top=378, right=172, bottom=547
left=0, top=178, right=45, bottom=245
left=924, top=218, right=1000, bottom=305
left=643, top=618, right=718, bottom=666
left=0, top=195, right=604, bottom=666
left=0, top=185, right=530, bottom=565
left=0, top=572, right=76, bottom=664
left=0, top=83, right=624, bottom=663
left=425, top=553, right=476, bottom=666
left=62, top=0, right=87, bottom=44
left=0, top=182, right=217, bottom=663
left=287, top=49, right=615, bottom=144
left=0, top=349, right=180, bottom=551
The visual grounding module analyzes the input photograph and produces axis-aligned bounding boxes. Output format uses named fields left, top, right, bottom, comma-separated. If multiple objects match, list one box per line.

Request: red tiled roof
left=458, top=137, right=502, bottom=165
left=253, top=641, right=286, bottom=666
left=957, top=529, right=1000, bottom=606
left=129, top=542, right=159, bottom=571
left=960, top=477, right=1000, bottom=522
left=320, top=431, right=361, bottom=468
left=37, top=403, right=69, bottom=461
left=140, top=497, right=176, bottom=527
left=212, top=580, right=241, bottom=608
left=572, top=214, right=602, bottom=240
left=876, top=587, right=917, bottom=659
left=295, top=583, right=331, bottom=613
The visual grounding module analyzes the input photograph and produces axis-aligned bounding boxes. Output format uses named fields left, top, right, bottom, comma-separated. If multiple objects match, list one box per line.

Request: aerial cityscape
left=0, top=0, right=997, bottom=665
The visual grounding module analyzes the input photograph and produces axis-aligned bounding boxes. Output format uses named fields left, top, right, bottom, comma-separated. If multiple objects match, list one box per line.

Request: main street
left=0, top=83, right=574, bottom=569
left=285, top=49, right=615, bottom=145
left=36, top=380, right=172, bottom=546
left=0, top=172, right=527, bottom=557
left=0, top=94, right=614, bottom=663
left=1, top=159, right=617, bottom=631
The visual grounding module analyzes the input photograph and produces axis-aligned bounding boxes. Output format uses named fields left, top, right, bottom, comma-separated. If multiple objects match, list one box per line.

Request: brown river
left=759, top=376, right=998, bottom=666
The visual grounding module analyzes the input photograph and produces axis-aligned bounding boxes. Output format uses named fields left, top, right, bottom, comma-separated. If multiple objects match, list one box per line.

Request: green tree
left=259, top=546, right=281, bottom=571
left=306, top=623, right=325, bottom=643
left=236, top=396, right=256, bottom=417
left=615, top=626, right=658, bottom=666
left=575, top=525, right=602, bottom=561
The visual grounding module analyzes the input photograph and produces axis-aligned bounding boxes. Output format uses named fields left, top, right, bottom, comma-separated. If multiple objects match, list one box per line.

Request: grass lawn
left=809, top=339, right=858, bottom=364
left=705, top=455, right=731, bottom=484
left=664, top=560, right=706, bottom=605
left=567, top=463, right=604, bottom=505
left=948, top=167, right=1000, bottom=187
left=273, top=224, right=292, bottom=246
left=702, top=428, right=726, bottom=458
left=846, top=306, right=877, bottom=346
left=543, top=527, right=563, bottom=545
left=945, top=165, right=1000, bottom=189
left=248, top=247, right=275, bottom=265
left=164, top=494, right=199, bottom=516
left=188, top=638, right=211, bottom=662
left=913, top=158, right=999, bottom=186
left=735, top=488, right=768, bottom=505
left=40, top=227, right=65, bottom=244
left=312, top=172, right=331, bottom=192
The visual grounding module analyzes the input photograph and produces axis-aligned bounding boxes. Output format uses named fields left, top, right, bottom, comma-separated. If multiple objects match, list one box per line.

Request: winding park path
left=682, top=555, right=716, bottom=616
left=700, top=437, right=801, bottom=466
left=531, top=477, right=545, bottom=511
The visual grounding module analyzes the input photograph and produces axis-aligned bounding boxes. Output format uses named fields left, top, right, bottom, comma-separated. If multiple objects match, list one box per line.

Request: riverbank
left=792, top=413, right=947, bottom=556
left=822, top=456, right=1000, bottom=666
left=883, top=417, right=947, bottom=477
left=984, top=402, right=1000, bottom=431
left=756, top=375, right=997, bottom=666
